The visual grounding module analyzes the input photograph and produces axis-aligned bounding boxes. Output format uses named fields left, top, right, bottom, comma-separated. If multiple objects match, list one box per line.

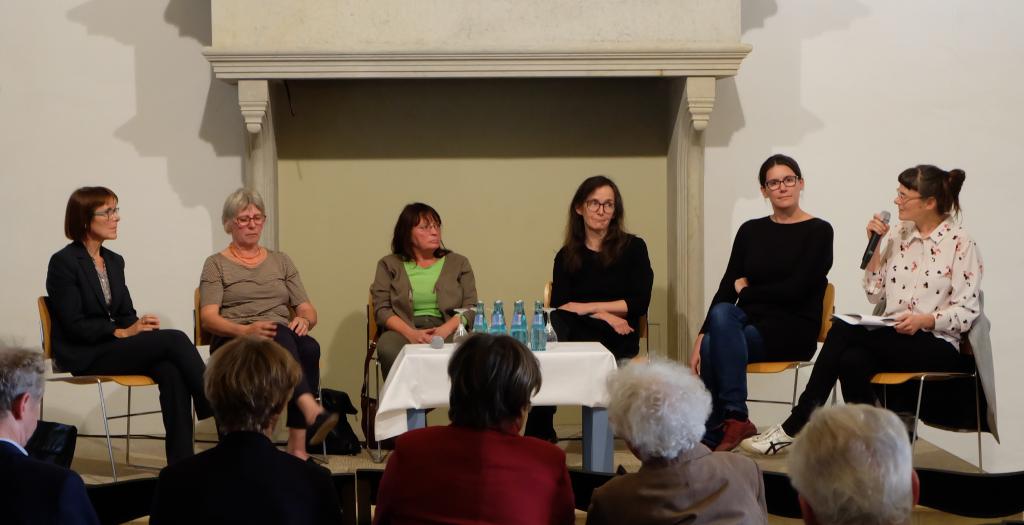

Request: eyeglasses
left=93, top=207, right=120, bottom=220
left=895, top=192, right=923, bottom=204
left=764, top=176, right=799, bottom=191
left=415, top=223, right=441, bottom=232
left=234, top=214, right=266, bottom=227
left=585, top=200, right=616, bottom=213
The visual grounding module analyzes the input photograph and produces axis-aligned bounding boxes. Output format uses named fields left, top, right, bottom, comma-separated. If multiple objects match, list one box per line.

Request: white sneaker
left=740, top=423, right=794, bottom=456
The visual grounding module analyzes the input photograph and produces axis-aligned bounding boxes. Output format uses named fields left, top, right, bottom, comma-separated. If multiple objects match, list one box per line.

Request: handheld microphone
left=860, top=210, right=891, bottom=269
left=430, top=335, right=445, bottom=349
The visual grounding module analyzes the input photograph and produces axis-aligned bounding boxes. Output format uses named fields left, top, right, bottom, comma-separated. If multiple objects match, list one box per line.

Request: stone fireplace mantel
left=204, top=0, right=751, bottom=359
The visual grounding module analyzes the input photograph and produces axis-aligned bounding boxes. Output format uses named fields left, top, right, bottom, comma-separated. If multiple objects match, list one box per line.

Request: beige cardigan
left=371, top=252, right=478, bottom=328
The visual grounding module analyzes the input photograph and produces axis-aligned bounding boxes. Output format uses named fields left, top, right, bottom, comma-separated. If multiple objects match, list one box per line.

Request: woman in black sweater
left=694, top=155, right=833, bottom=452
left=525, top=175, right=654, bottom=442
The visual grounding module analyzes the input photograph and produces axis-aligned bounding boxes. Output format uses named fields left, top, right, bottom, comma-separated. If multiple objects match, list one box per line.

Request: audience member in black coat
left=150, top=336, right=343, bottom=525
left=0, top=347, right=99, bottom=525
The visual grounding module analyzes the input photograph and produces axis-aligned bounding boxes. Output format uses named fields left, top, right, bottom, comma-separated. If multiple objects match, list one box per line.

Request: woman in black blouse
left=693, top=155, right=833, bottom=452
left=525, top=175, right=654, bottom=442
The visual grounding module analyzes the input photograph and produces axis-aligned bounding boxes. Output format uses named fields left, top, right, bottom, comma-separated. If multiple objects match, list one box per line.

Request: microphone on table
left=860, top=210, right=891, bottom=270
left=430, top=336, right=445, bottom=349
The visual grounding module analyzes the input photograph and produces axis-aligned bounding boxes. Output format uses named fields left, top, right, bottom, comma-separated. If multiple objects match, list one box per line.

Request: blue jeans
left=700, top=303, right=765, bottom=441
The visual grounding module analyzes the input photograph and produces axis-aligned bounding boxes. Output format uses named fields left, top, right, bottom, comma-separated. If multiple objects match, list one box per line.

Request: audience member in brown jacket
left=586, top=359, right=767, bottom=525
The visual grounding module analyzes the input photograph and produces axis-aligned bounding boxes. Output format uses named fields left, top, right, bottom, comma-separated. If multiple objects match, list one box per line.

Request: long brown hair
left=897, top=165, right=966, bottom=217
left=562, top=176, right=629, bottom=271
left=390, top=202, right=451, bottom=261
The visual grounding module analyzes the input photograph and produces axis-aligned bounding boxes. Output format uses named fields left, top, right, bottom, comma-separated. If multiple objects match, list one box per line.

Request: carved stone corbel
left=238, top=80, right=270, bottom=134
left=684, top=76, right=716, bottom=131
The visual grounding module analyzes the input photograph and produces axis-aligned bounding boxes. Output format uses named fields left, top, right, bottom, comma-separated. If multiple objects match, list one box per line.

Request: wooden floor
left=74, top=424, right=1018, bottom=525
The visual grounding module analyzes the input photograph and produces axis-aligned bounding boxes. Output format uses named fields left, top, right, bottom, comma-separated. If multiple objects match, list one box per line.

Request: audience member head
left=447, top=334, right=541, bottom=431
left=563, top=175, right=628, bottom=271
left=390, top=202, right=450, bottom=261
left=896, top=165, right=966, bottom=218
left=788, top=404, right=919, bottom=525
left=204, top=336, right=301, bottom=434
left=0, top=346, right=46, bottom=445
left=605, top=359, right=710, bottom=462
left=64, top=186, right=119, bottom=242
left=221, top=188, right=267, bottom=234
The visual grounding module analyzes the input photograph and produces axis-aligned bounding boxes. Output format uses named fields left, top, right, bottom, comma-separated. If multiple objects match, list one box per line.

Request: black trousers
left=525, top=310, right=640, bottom=440
left=782, top=320, right=972, bottom=436
left=211, top=325, right=320, bottom=429
left=79, top=329, right=212, bottom=465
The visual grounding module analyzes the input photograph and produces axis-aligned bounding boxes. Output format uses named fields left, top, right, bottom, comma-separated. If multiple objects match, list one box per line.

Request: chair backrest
left=37, top=296, right=53, bottom=359
left=193, top=288, right=212, bottom=347
left=543, top=281, right=552, bottom=309
left=817, top=282, right=836, bottom=343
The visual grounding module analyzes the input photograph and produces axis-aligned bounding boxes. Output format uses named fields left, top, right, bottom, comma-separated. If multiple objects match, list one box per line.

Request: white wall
left=0, top=0, right=242, bottom=431
left=705, top=0, right=1024, bottom=471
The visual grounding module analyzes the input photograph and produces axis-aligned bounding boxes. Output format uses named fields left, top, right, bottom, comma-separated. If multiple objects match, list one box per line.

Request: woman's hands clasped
left=590, top=311, right=634, bottom=335
left=114, top=314, right=160, bottom=338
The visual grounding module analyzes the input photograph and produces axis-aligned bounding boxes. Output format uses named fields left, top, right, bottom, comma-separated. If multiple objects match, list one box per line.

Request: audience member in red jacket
left=373, top=334, right=575, bottom=525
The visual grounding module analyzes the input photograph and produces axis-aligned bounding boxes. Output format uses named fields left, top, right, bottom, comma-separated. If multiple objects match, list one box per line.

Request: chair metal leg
left=369, top=359, right=386, bottom=463
left=125, top=386, right=132, bottom=464
left=791, top=367, right=801, bottom=407
left=975, top=375, right=983, bottom=472
left=96, top=380, right=118, bottom=482
left=911, top=377, right=926, bottom=453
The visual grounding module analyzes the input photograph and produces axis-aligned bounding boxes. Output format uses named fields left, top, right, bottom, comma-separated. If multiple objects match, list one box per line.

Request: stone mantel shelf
left=204, top=46, right=750, bottom=80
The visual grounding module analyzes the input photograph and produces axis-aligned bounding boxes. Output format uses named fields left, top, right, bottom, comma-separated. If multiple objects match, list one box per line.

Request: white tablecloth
left=374, top=342, right=619, bottom=441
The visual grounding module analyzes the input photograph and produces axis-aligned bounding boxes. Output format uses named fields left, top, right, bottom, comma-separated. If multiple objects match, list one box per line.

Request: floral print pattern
left=864, top=217, right=983, bottom=348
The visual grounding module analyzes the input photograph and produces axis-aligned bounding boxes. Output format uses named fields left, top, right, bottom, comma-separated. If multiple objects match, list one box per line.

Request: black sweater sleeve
left=623, top=237, right=654, bottom=317
left=700, top=223, right=749, bottom=334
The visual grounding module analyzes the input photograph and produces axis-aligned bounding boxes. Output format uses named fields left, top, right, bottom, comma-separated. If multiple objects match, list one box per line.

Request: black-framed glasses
left=764, top=176, right=799, bottom=191
left=585, top=200, right=616, bottom=213
left=93, top=207, right=120, bottom=220
left=234, top=214, right=266, bottom=227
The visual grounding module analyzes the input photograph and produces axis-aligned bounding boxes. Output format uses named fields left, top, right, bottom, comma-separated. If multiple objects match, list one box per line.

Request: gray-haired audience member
left=788, top=405, right=919, bottom=525
left=0, top=346, right=99, bottom=525
left=586, top=359, right=767, bottom=525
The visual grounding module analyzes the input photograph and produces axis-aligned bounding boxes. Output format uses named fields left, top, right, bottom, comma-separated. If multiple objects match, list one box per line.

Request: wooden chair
left=361, top=290, right=386, bottom=462
left=543, top=281, right=649, bottom=354
left=872, top=369, right=983, bottom=471
left=38, top=296, right=161, bottom=481
left=746, top=282, right=836, bottom=407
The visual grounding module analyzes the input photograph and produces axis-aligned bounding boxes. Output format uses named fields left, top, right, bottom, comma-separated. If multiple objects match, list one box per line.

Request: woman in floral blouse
left=742, top=164, right=982, bottom=455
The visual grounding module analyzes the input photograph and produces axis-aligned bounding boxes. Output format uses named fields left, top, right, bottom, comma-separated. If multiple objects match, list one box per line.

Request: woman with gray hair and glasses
left=586, top=359, right=767, bottom=525
left=199, top=188, right=336, bottom=461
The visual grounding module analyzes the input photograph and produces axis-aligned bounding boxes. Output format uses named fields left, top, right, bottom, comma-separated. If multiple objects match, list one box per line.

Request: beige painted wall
left=275, top=78, right=670, bottom=428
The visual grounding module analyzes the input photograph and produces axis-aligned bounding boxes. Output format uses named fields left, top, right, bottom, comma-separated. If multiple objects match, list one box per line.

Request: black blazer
left=150, top=431, right=344, bottom=525
left=0, top=440, right=100, bottom=525
left=45, top=242, right=138, bottom=373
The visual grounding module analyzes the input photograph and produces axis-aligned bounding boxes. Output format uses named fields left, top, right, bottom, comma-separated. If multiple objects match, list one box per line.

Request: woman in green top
left=371, top=203, right=478, bottom=378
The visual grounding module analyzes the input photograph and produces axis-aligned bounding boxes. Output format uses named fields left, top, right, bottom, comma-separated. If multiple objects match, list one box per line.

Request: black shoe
left=308, top=412, right=339, bottom=446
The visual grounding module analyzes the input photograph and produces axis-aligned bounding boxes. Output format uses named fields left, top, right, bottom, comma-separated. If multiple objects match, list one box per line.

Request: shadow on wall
left=66, top=0, right=243, bottom=251
left=706, top=0, right=869, bottom=151
left=272, top=78, right=672, bottom=160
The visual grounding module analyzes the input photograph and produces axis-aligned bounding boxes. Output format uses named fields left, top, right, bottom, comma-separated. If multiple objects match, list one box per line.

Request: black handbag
left=26, top=420, right=78, bottom=468
left=316, top=388, right=362, bottom=456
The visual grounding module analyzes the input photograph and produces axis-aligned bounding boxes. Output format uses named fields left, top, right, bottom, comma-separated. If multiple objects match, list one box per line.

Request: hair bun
left=948, top=168, right=966, bottom=191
